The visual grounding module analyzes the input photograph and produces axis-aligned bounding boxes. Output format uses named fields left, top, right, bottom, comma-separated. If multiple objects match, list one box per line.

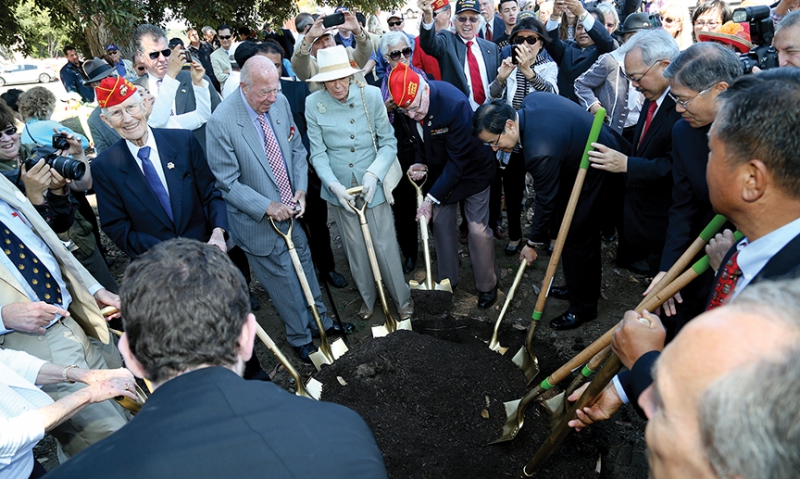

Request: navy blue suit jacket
left=545, top=20, right=615, bottom=104
left=92, top=128, right=227, bottom=258
left=408, top=81, right=496, bottom=204
left=47, top=367, right=388, bottom=479
left=518, top=92, right=627, bottom=243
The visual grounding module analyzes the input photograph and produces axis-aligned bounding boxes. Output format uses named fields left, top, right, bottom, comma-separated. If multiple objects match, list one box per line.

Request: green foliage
left=14, top=0, right=70, bottom=58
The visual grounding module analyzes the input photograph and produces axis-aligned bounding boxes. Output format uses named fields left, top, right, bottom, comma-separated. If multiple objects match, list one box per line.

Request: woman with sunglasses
left=377, top=31, right=430, bottom=274
left=488, top=16, right=557, bottom=255
left=660, top=1, right=693, bottom=50
left=305, top=45, right=413, bottom=323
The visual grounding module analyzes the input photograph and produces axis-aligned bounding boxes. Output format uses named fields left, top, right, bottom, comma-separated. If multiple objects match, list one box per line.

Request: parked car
left=0, top=63, right=56, bottom=87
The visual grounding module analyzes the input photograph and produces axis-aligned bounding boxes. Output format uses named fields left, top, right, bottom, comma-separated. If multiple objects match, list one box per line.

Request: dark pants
left=556, top=167, right=608, bottom=317
left=228, top=246, right=251, bottom=285
left=489, top=162, right=503, bottom=232
left=302, top=170, right=336, bottom=274
left=500, top=151, right=527, bottom=241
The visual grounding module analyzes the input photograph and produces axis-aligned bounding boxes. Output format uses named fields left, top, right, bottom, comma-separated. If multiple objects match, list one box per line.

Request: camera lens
left=50, top=156, right=86, bottom=181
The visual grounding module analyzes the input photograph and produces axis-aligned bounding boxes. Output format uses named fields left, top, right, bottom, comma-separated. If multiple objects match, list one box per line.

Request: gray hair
left=201, top=26, right=214, bottom=36
left=595, top=2, right=619, bottom=28
left=663, top=42, right=741, bottom=91
left=379, top=31, right=411, bottom=57
left=100, top=91, right=143, bottom=116
left=778, top=9, right=800, bottom=31
left=134, top=24, right=167, bottom=52
left=617, top=28, right=679, bottom=64
left=699, top=348, right=800, bottom=479
left=240, top=55, right=277, bottom=87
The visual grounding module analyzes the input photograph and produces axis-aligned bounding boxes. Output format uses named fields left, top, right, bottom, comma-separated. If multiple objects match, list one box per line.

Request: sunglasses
left=147, top=49, right=171, bottom=60
left=0, top=126, right=16, bottom=137
left=389, top=47, right=413, bottom=61
left=219, top=35, right=233, bottom=40
left=457, top=16, right=480, bottom=23
left=513, top=35, right=540, bottom=45
left=108, top=50, right=119, bottom=54
left=388, top=20, right=403, bottom=27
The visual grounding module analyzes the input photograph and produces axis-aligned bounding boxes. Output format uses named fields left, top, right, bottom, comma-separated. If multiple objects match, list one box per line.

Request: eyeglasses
left=622, top=60, right=662, bottom=83
left=389, top=47, right=413, bottom=61
left=694, top=21, right=720, bottom=29
left=513, top=35, right=540, bottom=45
left=662, top=17, right=676, bottom=23
left=0, top=126, right=17, bottom=137
left=484, top=131, right=503, bottom=147
left=218, top=35, right=233, bottom=40
left=668, top=86, right=713, bottom=109
left=147, top=49, right=171, bottom=60
left=457, top=16, right=480, bottom=23
left=105, top=103, right=143, bottom=121
left=136, top=66, right=146, bottom=72
left=388, top=20, right=403, bottom=27
left=108, top=50, right=120, bottom=54
left=254, top=86, right=282, bottom=99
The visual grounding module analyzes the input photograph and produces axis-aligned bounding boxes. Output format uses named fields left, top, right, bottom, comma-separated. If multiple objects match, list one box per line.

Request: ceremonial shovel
left=255, top=324, right=322, bottom=400
left=488, top=259, right=527, bottom=354
left=407, top=171, right=452, bottom=294
left=512, top=108, right=606, bottom=384
left=270, top=217, right=348, bottom=371
left=346, top=186, right=412, bottom=337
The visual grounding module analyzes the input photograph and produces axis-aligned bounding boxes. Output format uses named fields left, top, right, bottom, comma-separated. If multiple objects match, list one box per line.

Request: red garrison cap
left=388, top=62, right=421, bottom=108
left=95, top=76, right=136, bottom=108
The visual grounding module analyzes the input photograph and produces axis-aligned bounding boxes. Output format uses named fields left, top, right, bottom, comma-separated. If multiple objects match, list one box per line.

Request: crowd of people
left=1, top=0, right=800, bottom=476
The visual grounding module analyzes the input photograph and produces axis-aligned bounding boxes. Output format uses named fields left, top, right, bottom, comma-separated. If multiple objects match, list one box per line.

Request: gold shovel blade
left=330, top=338, right=349, bottom=359
left=435, top=279, right=453, bottom=292
left=301, top=378, right=323, bottom=400
left=409, top=279, right=429, bottom=290
left=372, top=325, right=390, bottom=338
left=396, top=319, right=413, bottom=331
left=489, top=398, right=524, bottom=444
left=309, top=350, right=333, bottom=371
left=512, top=345, right=541, bottom=383
left=488, top=341, right=509, bottom=355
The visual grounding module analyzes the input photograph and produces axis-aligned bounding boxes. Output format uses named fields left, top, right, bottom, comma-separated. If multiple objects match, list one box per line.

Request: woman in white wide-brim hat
left=305, top=45, right=413, bottom=322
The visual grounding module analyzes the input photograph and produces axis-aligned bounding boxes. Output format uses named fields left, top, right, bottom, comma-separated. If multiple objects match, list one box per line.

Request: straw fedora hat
left=306, top=45, right=362, bottom=83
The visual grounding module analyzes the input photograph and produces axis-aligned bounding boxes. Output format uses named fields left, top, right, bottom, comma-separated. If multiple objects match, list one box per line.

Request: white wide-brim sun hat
left=306, top=45, right=362, bottom=83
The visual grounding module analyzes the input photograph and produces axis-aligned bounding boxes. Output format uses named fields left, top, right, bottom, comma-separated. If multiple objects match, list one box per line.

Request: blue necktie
left=137, top=146, right=173, bottom=222
left=0, top=219, right=62, bottom=305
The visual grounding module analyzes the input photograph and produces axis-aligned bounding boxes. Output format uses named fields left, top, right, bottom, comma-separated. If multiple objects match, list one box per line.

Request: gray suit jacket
left=133, top=71, right=221, bottom=150
left=87, top=107, right=120, bottom=154
left=205, top=89, right=308, bottom=256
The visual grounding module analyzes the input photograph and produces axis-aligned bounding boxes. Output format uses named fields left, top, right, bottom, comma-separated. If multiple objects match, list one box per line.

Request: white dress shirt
left=125, top=127, right=170, bottom=196
left=146, top=73, right=211, bottom=131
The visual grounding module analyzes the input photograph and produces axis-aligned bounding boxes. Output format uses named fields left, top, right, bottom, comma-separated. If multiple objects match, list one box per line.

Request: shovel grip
left=579, top=108, right=606, bottom=170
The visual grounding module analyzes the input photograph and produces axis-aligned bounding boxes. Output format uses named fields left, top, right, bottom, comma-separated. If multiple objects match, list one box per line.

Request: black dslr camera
left=23, top=134, right=86, bottom=181
left=734, top=6, right=779, bottom=73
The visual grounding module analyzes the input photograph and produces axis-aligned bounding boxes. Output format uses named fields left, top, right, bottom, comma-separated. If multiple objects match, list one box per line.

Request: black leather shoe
left=402, top=257, right=415, bottom=274
left=620, top=260, right=650, bottom=275
left=313, top=321, right=356, bottom=338
left=549, top=311, right=597, bottom=331
left=293, top=342, right=318, bottom=364
left=250, top=293, right=261, bottom=311
left=324, top=270, right=348, bottom=288
left=549, top=285, right=569, bottom=300
left=478, top=287, right=498, bottom=309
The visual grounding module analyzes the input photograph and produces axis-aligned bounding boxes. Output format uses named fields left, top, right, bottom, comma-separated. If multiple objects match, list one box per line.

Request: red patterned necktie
left=639, top=101, right=658, bottom=144
left=485, top=25, right=493, bottom=42
left=257, top=113, right=295, bottom=206
left=707, top=250, right=743, bottom=310
left=465, top=41, right=486, bottom=106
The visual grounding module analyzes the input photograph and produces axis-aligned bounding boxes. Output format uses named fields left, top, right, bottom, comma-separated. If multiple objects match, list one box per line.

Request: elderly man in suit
left=587, top=30, right=682, bottom=276
left=418, top=0, right=502, bottom=111
left=46, top=239, right=388, bottom=479
left=90, top=76, right=227, bottom=260
left=205, top=56, right=352, bottom=363
left=473, top=95, right=626, bottom=330
left=389, top=63, right=499, bottom=308
left=132, top=24, right=221, bottom=150
left=0, top=173, right=129, bottom=457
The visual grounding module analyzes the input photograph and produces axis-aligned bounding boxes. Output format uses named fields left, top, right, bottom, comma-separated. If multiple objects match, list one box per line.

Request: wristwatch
left=526, top=240, right=543, bottom=250
left=578, top=11, right=590, bottom=23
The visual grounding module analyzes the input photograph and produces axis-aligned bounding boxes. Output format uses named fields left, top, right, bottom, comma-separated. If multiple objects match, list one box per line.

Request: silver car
left=0, top=63, right=56, bottom=87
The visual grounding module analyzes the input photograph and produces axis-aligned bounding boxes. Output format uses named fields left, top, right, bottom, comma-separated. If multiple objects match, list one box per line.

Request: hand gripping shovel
left=488, top=259, right=527, bottom=354
left=490, top=241, right=731, bottom=444
left=512, top=108, right=607, bottom=384
left=346, top=186, right=413, bottom=336
left=255, top=323, right=322, bottom=400
left=541, top=215, right=729, bottom=418
left=407, top=170, right=452, bottom=293
left=269, top=216, right=348, bottom=371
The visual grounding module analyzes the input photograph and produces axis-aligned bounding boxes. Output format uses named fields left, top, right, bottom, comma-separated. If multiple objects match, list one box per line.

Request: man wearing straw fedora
left=46, top=239, right=387, bottom=479
left=206, top=56, right=353, bottom=364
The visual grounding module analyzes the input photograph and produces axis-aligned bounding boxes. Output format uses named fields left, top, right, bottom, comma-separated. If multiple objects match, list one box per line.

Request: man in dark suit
left=91, top=76, right=227, bottom=259
left=478, top=0, right=506, bottom=42
left=46, top=239, right=388, bottom=479
left=473, top=94, right=626, bottom=330
left=132, top=24, right=221, bottom=150
left=418, top=0, right=501, bottom=111
left=545, top=0, right=615, bottom=103
left=568, top=67, right=800, bottom=429
left=389, top=63, right=499, bottom=308
left=587, top=30, right=682, bottom=276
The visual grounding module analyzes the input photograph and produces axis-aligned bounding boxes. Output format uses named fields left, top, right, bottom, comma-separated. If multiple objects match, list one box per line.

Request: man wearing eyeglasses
left=105, top=44, right=130, bottom=79
left=586, top=30, right=682, bottom=279
left=132, top=24, right=221, bottom=152
left=412, top=0, right=451, bottom=80
left=210, top=24, right=237, bottom=90
left=418, top=0, right=501, bottom=111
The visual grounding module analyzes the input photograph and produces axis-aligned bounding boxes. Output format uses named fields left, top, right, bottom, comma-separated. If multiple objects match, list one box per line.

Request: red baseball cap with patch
left=94, top=76, right=136, bottom=108
left=388, top=62, right=421, bottom=108
left=432, top=0, right=450, bottom=10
